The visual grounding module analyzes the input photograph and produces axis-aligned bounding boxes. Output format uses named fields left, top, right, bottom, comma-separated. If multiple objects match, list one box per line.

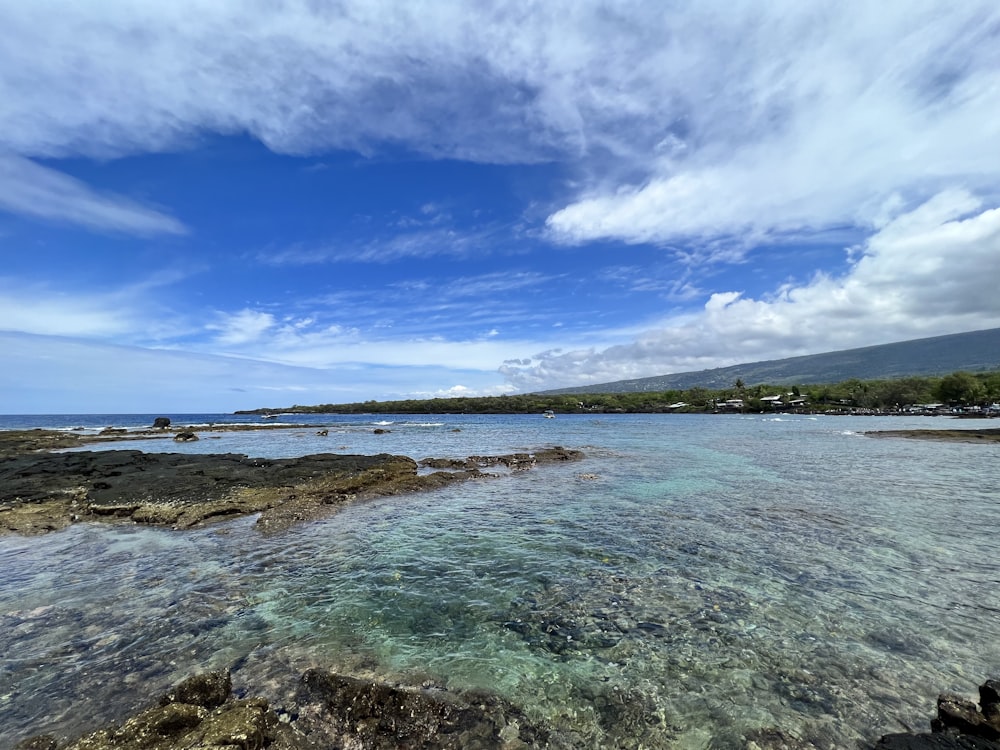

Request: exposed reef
left=865, top=428, right=1000, bottom=443
left=0, top=429, right=583, bottom=535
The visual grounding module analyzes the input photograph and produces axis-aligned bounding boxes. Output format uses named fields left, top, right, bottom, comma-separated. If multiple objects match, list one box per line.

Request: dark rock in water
left=373, top=428, right=390, bottom=434
left=35, top=671, right=311, bottom=750
left=876, top=734, right=1000, bottom=749
left=982, top=681, right=1000, bottom=723
left=59, top=698, right=294, bottom=750
left=0, top=449, right=422, bottom=534
left=23, top=667, right=558, bottom=750
left=0, top=437, right=583, bottom=535
left=874, top=678, right=1000, bottom=749
left=159, top=670, right=232, bottom=709
left=173, top=431, right=199, bottom=442
left=935, top=694, right=998, bottom=738
left=293, top=668, right=550, bottom=749
left=152, top=417, right=171, bottom=429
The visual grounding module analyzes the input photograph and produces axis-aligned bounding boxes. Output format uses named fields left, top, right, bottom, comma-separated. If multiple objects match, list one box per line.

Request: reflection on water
left=2, top=414, right=999, bottom=748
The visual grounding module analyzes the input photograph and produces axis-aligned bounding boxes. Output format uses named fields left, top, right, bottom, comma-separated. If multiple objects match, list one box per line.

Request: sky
left=2, top=1, right=1000, bottom=413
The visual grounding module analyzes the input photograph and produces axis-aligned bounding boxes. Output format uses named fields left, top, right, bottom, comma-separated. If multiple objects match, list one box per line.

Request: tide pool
left=1, top=413, right=998, bottom=748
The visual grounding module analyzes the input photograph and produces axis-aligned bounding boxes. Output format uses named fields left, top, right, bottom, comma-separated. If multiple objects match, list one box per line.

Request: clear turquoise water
left=2, top=413, right=999, bottom=748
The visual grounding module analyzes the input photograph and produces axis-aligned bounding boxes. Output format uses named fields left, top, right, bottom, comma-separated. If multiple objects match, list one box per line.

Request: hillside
left=537, top=327, right=1000, bottom=395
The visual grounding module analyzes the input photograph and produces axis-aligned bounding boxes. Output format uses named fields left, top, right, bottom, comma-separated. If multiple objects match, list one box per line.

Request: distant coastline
left=237, top=369, right=1000, bottom=418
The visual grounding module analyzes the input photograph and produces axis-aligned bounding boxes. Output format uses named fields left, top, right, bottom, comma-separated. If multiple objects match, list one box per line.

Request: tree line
left=243, top=370, right=1000, bottom=415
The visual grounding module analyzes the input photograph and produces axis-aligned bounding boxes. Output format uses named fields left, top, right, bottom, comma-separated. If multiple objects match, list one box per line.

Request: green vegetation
left=243, top=370, right=1000, bottom=415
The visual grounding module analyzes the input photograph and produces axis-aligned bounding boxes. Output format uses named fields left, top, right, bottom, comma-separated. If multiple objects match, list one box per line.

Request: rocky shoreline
left=0, top=428, right=583, bottom=536
left=15, top=668, right=1000, bottom=750
left=15, top=668, right=558, bottom=750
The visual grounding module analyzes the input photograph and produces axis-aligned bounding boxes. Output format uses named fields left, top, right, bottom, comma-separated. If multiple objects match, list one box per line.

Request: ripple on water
left=2, top=414, right=999, bottom=748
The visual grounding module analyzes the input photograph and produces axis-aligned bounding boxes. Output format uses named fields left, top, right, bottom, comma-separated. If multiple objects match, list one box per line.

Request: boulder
left=292, top=668, right=549, bottom=749
left=173, top=431, right=199, bottom=442
left=159, top=670, right=232, bottom=709
left=152, top=417, right=171, bottom=429
left=874, top=679, right=1000, bottom=749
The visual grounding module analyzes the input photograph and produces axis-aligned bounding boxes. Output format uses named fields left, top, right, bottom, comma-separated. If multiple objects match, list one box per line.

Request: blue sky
left=2, top=2, right=1000, bottom=413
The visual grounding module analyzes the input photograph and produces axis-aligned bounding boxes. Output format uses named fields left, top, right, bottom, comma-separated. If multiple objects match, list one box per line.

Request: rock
left=316, top=429, right=328, bottom=436
left=160, top=670, right=232, bottom=709
left=173, top=431, right=199, bottom=442
left=54, top=672, right=315, bottom=750
left=874, top=679, right=1000, bottom=749
left=981, top=681, right=1000, bottom=724
left=935, top=694, right=997, bottom=738
left=38, top=667, right=554, bottom=750
left=1, top=444, right=584, bottom=535
left=373, top=428, right=390, bottom=434
left=875, top=734, right=1000, bottom=749
left=292, top=668, right=549, bottom=749
left=152, top=417, right=171, bottom=428
left=98, top=427, right=127, bottom=435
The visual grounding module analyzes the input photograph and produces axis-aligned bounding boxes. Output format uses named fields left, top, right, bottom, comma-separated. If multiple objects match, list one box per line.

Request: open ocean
left=1, top=412, right=998, bottom=748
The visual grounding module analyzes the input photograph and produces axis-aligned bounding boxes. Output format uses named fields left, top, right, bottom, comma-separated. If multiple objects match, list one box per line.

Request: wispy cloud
left=0, top=331, right=514, bottom=412
left=4, top=2, right=998, bottom=251
left=545, top=5, right=1000, bottom=254
left=259, top=224, right=509, bottom=266
left=0, top=155, right=186, bottom=235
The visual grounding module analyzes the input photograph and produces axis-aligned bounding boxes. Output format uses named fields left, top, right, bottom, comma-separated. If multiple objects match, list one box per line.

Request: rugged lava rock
left=0, top=430, right=584, bottom=535
left=16, top=669, right=556, bottom=750
left=866, top=428, right=1000, bottom=444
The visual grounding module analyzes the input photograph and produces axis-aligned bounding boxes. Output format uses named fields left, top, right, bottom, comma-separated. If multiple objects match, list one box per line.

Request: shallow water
left=2, top=413, right=999, bottom=748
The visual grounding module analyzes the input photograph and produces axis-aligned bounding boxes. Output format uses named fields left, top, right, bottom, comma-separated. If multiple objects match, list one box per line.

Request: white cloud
left=0, top=268, right=213, bottom=348
left=2, top=2, right=998, bottom=249
left=0, top=277, right=177, bottom=339
left=0, top=154, right=186, bottom=234
left=504, top=190, right=1000, bottom=389
left=208, top=309, right=277, bottom=346
left=545, top=4, right=1000, bottom=251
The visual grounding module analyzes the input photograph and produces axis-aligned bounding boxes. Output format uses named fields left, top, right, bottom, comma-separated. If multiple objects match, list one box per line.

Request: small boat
left=543, top=410, right=555, bottom=419
left=262, top=413, right=279, bottom=419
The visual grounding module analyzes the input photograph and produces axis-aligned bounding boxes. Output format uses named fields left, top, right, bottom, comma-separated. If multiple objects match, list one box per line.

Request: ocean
left=1, top=412, right=998, bottom=748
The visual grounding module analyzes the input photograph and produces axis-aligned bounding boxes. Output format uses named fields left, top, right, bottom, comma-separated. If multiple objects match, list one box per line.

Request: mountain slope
left=536, top=328, right=1000, bottom=394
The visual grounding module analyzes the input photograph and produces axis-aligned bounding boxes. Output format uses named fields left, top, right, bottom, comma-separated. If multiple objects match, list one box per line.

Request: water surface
left=2, top=413, right=998, bottom=748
